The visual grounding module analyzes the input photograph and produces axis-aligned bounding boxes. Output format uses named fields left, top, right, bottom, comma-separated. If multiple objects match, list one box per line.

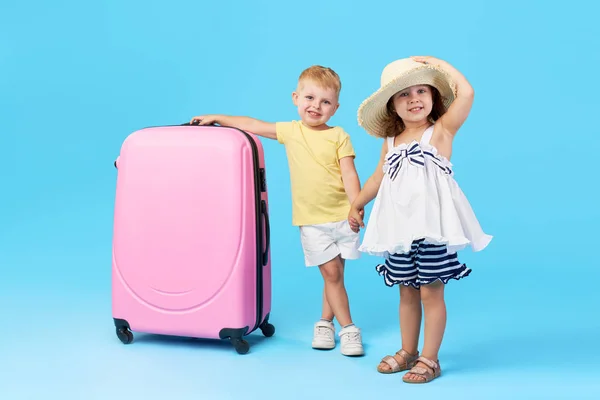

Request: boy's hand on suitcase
left=190, top=115, right=219, bottom=125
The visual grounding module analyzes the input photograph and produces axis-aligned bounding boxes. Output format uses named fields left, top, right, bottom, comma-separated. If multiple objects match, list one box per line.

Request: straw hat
left=357, top=58, right=457, bottom=138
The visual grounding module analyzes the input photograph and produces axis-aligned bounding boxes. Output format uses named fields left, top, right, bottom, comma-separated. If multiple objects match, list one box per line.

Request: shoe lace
left=343, top=331, right=361, bottom=343
left=316, top=326, right=332, bottom=337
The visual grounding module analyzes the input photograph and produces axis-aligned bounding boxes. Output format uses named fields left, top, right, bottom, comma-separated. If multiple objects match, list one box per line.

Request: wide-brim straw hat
left=357, top=58, right=457, bottom=138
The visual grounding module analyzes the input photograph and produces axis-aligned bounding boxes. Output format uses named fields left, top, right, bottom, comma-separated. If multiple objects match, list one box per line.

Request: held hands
left=348, top=207, right=365, bottom=233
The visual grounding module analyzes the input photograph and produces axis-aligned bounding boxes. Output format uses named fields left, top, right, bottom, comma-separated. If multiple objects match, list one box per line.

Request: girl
left=348, top=56, right=492, bottom=383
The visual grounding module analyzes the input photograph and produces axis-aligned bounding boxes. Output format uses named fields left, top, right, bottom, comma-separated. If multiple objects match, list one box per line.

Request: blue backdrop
left=2, top=0, right=599, bottom=399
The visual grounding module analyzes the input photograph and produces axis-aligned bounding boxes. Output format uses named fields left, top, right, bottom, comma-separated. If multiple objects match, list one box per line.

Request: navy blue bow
left=423, top=150, right=453, bottom=175
left=384, top=142, right=425, bottom=181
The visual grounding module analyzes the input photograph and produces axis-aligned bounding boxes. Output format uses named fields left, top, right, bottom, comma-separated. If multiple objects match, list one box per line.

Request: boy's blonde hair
left=298, top=65, right=342, bottom=97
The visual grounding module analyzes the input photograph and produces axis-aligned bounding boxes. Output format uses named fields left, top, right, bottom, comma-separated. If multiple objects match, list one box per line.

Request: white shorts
left=299, top=220, right=360, bottom=267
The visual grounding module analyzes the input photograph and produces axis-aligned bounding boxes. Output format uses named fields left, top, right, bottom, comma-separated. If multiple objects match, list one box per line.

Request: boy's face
left=292, top=79, right=339, bottom=130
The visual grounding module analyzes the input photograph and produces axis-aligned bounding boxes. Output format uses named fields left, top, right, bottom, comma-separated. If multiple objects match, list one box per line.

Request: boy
left=190, top=65, right=364, bottom=356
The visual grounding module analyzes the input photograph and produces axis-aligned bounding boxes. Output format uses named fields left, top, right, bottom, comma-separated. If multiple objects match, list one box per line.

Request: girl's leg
left=399, top=285, right=422, bottom=355
left=403, top=281, right=446, bottom=381
left=377, top=285, right=421, bottom=372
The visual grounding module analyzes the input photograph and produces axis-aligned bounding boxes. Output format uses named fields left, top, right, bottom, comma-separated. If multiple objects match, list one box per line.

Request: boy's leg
left=322, top=218, right=361, bottom=326
left=330, top=220, right=364, bottom=356
left=300, top=224, right=340, bottom=350
left=318, top=256, right=351, bottom=326
left=319, top=256, right=363, bottom=356
left=299, top=222, right=363, bottom=355
left=321, top=287, right=334, bottom=321
left=312, top=277, right=335, bottom=350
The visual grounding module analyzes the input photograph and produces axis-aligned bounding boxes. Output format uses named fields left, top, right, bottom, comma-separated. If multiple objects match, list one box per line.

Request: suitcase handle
left=261, top=200, right=270, bottom=265
left=181, top=120, right=216, bottom=126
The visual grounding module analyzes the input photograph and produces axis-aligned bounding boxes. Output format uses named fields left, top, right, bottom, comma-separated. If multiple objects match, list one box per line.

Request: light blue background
left=2, top=0, right=599, bottom=399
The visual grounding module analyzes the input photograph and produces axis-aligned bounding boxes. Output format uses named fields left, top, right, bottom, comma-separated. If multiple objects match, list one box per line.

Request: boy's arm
left=340, top=156, right=361, bottom=205
left=190, top=114, right=278, bottom=140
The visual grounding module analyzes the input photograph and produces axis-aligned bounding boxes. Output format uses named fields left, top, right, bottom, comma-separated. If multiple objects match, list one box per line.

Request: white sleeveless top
left=359, top=125, right=493, bottom=257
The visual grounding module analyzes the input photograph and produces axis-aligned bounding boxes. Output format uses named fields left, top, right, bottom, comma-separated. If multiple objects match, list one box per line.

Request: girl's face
left=391, top=85, right=433, bottom=124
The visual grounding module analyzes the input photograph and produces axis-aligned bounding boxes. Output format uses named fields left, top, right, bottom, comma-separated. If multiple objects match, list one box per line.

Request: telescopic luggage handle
left=261, top=200, right=270, bottom=265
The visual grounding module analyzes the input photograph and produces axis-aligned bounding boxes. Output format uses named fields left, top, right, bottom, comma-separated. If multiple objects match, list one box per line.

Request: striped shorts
left=375, top=239, right=471, bottom=289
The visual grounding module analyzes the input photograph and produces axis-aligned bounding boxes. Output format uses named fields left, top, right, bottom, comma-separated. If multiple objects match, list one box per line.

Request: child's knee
left=400, top=285, right=421, bottom=303
left=319, top=258, right=343, bottom=283
left=419, top=282, right=445, bottom=304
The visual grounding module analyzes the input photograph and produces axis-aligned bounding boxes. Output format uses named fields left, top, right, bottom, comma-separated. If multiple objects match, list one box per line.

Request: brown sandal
left=402, top=356, right=442, bottom=383
left=376, top=349, right=419, bottom=374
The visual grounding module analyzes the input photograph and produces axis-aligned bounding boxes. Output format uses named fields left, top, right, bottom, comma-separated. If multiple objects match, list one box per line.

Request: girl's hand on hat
left=411, top=56, right=441, bottom=66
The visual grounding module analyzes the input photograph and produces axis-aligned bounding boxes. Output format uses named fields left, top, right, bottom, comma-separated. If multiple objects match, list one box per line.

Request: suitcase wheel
left=116, top=327, right=134, bottom=344
left=260, top=322, right=275, bottom=338
left=231, top=338, right=250, bottom=355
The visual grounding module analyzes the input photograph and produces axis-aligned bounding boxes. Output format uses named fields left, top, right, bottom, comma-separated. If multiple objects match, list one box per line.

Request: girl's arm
left=411, top=56, right=474, bottom=137
left=348, top=140, right=388, bottom=229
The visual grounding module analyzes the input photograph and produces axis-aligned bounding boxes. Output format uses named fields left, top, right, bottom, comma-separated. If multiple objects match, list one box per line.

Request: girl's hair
left=381, top=85, right=447, bottom=137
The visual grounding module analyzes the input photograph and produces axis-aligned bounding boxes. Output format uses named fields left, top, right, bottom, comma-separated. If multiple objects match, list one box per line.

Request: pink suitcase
left=111, top=122, right=274, bottom=354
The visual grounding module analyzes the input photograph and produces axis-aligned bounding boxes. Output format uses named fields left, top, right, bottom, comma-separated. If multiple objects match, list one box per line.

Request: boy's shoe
left=339, top=325, right=364, bottom=356
left=312, top=320, right=336, bottom=350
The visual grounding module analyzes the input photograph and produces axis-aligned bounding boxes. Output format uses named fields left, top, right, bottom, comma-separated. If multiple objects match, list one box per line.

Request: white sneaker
left=312, top=320, right=336, bottom=350
left=339, top=325, right=364, bottom=356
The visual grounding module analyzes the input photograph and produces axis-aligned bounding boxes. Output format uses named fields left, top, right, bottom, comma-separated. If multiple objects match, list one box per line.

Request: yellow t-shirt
left=275, top=120, right=356, bottom=226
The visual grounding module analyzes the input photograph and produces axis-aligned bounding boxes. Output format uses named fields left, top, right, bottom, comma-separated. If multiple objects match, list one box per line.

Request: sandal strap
left=381, top=355, right=400, bottom=372
left=408, top=366, right=430, bottom=376
left=380, top=349, right=419, bottom=372
left=416, top=356, right=439, bottom=370
left=404, top=357, right=442, bottom=383
left=396, top=349, right=419, bottom=362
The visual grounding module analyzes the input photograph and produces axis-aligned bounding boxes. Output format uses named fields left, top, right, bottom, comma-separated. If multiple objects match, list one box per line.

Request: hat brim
left=357, top=65, right=457, bottom=138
